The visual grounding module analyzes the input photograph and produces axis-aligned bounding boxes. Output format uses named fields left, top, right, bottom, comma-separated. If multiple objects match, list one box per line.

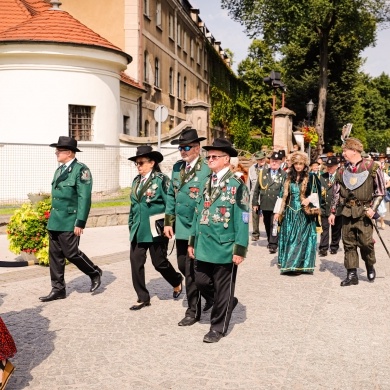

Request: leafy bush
left=7, top=199, right=51, bottom=265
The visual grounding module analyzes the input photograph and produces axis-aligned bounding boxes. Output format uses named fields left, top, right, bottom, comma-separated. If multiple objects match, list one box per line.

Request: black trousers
left=262, top=210, right=278, bottom=249
left=48, top=230, right=100, bottom=292
left=319, top=215, right=342, bottom=252
left=195, top=260, right=237, bottom=334
left=130, top=240, right=182, bottom=302
left=176, top=240, right=199, bottom=319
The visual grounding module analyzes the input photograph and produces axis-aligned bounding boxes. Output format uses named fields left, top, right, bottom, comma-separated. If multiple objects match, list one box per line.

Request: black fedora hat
left=325, top=156, right=339, bottom=167
left=128, top=145, right=163, bottom=163
left=203, top=138, right=238, bottom=157
left=171, top=128, right=206, bottom=145
left=269, top=151, right=283, bottom=161
left=49, top=136, right=82, bottom=152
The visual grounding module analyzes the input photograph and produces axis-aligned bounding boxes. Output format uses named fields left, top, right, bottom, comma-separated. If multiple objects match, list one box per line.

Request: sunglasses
left=178, top=145, right=193, bottom=152
left=134, top=160, right=150, bottom=166
left=205, top=154, right=227, bottom=161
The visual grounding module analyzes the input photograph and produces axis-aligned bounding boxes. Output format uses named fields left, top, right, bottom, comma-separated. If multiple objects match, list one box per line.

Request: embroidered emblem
left=80, top=168, right=91, bottom=183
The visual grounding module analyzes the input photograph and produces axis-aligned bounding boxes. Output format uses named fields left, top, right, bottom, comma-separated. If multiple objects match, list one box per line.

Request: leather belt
left=345, top=199, right=370, bottom=207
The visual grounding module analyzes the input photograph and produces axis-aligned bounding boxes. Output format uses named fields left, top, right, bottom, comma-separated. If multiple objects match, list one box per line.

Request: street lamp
left=306, top=99, right=314, bottom=126
left=306, top=100, right=315, bottom=160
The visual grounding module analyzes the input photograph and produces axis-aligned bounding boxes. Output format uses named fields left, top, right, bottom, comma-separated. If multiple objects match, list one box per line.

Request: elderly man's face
left=179, top=143, right=200, bottom=163
left=269, top=159, right=281, bottom=170
left=206, top=149, right=230, bottom=172
left=257, top=158, right=266, bottom=166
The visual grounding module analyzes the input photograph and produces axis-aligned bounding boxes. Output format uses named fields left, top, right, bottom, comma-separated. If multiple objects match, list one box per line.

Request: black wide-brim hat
left=202, top=138, right=238, bottom=157
left=128, top=145, right=163, bottom=163
left=325, top=156, right=339, bottom=167
left=171, top=128, right=206, bottom=145
left=49, top=136, right=82, bottom=152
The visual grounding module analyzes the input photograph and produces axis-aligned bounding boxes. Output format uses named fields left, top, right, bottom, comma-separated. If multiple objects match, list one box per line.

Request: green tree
left=221, top=0, right=390, bottom=152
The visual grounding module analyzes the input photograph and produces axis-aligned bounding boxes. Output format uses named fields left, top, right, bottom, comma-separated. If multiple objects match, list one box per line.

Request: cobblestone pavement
left=2, top=223, right=390, bottom=389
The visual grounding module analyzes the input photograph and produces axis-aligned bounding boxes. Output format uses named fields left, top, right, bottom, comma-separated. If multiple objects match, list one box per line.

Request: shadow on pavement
left=66, top=270, right=116, bottom=296
left=146, top=277, right=185, bottom=301
left=1, top=306, right=55, bottom=390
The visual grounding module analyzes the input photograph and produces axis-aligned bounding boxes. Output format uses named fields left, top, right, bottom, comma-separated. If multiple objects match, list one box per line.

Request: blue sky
left=191, top=0, right=390, bottom=77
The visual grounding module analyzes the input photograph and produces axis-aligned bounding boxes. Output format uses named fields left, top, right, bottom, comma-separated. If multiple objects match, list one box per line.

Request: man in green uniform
left=39, top=136, right=102, bottom=302
left=319, top=156, right=342, bottom=256
left=164, top=128, right=213, bottom=326
left=252, top=151, right=286, bottom=253
left=248, top=151, right=267, bottom=241
left=188, top=138, right=249, bottom=343
left=329, top=137, right=385, bottom=286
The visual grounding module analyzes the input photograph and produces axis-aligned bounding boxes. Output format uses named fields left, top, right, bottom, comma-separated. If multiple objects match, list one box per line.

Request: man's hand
left=328, top=214, right=335, bottom=226
left=274, top=213, right=279, bottom=222
left=301, top=197, right=310, bottom=207
left=74, top=227, right=83, bottom=236
left=188, top=246, right=195, bottom=259
left=164, top=226, right=174, bottom=239
left=365, top=207, right=375, bottom=219
left=252, top=205, right=258, bottom=212
left=233, top=255, right=244, bottom=265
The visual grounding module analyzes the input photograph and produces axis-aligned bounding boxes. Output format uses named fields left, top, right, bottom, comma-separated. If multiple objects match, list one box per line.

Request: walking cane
left=373, top=218, right=390, bottom=259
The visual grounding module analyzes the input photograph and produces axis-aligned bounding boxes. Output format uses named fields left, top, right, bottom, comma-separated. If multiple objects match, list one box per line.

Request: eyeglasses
left=205, top=154, right=227, bottom=161
left=55, top=149, right=69, bottom=154
left=134, top=160, right=150, bottom=166
left=178, top=145, right=193, bottom=152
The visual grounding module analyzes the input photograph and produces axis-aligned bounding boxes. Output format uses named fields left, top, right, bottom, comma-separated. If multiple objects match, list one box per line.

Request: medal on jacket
left=200, top=209, right=210, bottom=225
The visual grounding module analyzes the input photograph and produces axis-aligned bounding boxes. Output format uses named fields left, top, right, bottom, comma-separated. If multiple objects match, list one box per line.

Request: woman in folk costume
left=127, top=146, right=183, bottom=310
left=0, top=317, right=16, bottom=389
left=274, top=151, right=321, bottom=274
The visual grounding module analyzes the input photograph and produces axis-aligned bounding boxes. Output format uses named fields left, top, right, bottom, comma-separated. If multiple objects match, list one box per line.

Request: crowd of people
left=2, top=131, right=387, bottom=373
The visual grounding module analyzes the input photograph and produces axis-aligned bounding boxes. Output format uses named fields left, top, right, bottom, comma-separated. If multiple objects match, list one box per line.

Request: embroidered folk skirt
left=0, top=318, right=16, bottom=360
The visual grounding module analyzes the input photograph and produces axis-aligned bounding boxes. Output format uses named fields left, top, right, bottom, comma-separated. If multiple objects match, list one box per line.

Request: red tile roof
left=0, top=0, right=131, bottom=62
left=120, top=72, right=146, bottom=91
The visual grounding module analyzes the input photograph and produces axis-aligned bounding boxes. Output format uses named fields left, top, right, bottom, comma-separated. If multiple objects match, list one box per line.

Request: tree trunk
left=316, top=30, right=329, bottom=155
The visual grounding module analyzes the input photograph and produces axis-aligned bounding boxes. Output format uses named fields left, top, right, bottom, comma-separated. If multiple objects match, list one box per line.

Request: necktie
left=271, top=170, right=277, bottom=180
left=212, top=173, right=218, bottom=186
left=185, top=163, right=191, bottom=173
left=138, top=177, right=146, bottom=194
left=57, top=164, right=67, bottom=178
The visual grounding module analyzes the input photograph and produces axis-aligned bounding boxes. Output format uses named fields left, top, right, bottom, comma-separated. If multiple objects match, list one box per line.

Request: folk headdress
left=291, top=151, right=309, bottom=167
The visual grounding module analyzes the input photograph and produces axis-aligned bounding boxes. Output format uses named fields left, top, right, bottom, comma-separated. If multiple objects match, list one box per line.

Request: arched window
left=154, top=57, right=160, bottom=87
left=169, top=68, right=173, bottom=94
left=144, top=51, right=149, bottom=82
left=183, top=77, right=187, bottom=100
left=177, top=73, right=181, bottom=98
left=145, top=120, right=150, bottom=137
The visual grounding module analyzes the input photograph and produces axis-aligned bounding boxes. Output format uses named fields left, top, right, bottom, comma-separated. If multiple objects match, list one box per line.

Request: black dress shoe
left=340, top=268, right=359, bottom=287
left=203, top=330, right=224, bottom=343
left=173, top=278, right=183, bottom=299
left=330, top=249, right=338, bottom=254
left=129, top=301, right=151, bottom=310
left=39, top=290, right=66, bottom=302
left=178, top=316, right=200, bottom=326
left=319, top=250, right=328, bottom=257
left=90, top=267, right=102, bottom=292
left=251, top=236, right=259, bottom=241
left=203, top=300, right=214, bottom=312
left=233, top=297, right=238, bottom=310
left=366, top=264, right=376, bottom=282
left=269, top=248, right=277, bottom=254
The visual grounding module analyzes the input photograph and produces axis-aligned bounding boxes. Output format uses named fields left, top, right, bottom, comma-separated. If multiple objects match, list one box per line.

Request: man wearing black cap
left=188, top=138, right=249, bottom=343
left=252, top=151, right=286, bottom=253
left=318, top=156, right=342, bottom=256
left=164, top=128, right=214, bottom=326
left=39, top=136, right=102, bottom=302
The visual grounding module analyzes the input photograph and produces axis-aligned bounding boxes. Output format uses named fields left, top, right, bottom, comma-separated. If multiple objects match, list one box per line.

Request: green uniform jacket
left=164, top=157, right=210, bottom=240
left=47, top=159, right=92, bottom=231
left=251, top=168, right=286, bottom=210
left=320, top=172, right=341, bottom=217
left=189, top=170, right=250, bottom=264
left=128, top=170, right=170, bottom=243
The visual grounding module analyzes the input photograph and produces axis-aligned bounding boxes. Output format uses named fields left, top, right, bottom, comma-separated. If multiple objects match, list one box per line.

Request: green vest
left=47, top=159, right=92, bottom=231
left=165, top=157, right=210, bottom=240
left=189, top=170, right=249, bottom=263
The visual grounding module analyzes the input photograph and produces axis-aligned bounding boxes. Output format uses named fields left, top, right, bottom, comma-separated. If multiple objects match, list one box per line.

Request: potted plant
left=6, top=198, right=51, bottom=265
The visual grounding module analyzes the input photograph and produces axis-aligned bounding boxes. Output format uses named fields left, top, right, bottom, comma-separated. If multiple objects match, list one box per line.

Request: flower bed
left=7, top=198, right=51, bottom=265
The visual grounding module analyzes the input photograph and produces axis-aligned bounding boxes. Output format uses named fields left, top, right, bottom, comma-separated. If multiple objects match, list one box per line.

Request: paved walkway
left=1, top=224, right=390, bottom=389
